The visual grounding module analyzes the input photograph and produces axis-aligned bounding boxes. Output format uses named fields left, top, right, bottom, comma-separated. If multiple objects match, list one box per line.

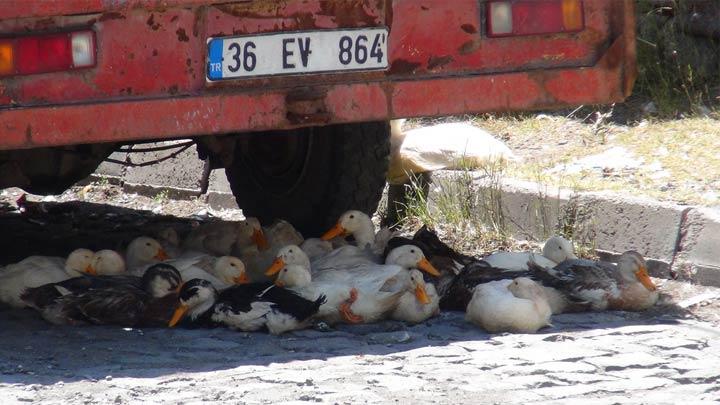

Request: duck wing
left=529, top=258, right=618, bottom=307
left=311, top=245, right=379, bottom=272
left=256, top=285, right=326, bottom=322
left=412, top=226, right=476, bottom=266
left=21, top=274, right=143, bottom=309
left=138, top=293, right=179, bottom=327
left=61, top=284, right=149, bottom=327
left=439, top=260, right=529, bottom=311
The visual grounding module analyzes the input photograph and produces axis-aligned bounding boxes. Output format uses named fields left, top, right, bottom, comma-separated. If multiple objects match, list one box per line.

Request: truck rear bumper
left=0, top=31, right=633, bottom=150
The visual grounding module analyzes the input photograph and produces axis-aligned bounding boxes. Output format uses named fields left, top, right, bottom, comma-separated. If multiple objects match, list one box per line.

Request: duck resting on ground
left=24, top=263, right=182, bottom=327
left=481, top=235, right=578, bottom=271
left=125, top=236, right=170, bottom=271
left=319, top=210, right=395, bottom=254
left=0, top=248, right=96, bottom=308
left=390, top=269, right=440, bottom=324
left=139, top=254, right=249, bottom=290
left=168, top=279, right=326, bottom=335
left=528, top=250, right=659, bottom=311
left=466, top=277, right=553, bottom=333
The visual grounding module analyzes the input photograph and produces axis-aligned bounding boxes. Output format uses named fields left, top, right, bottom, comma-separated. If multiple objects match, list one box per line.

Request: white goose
left=0, top=249, right=95, bottom=308
left=481, top=235, right=577, bottom=271
left=466, top=277, right=552, bottom=333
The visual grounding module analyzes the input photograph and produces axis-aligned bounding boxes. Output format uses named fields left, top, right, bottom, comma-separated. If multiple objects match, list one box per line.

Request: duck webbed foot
left=339, top=288, right=363, bottom=324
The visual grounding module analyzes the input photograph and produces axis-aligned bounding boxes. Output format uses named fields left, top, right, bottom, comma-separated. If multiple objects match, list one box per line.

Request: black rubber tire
left=225, top=121, right=390, bottom=237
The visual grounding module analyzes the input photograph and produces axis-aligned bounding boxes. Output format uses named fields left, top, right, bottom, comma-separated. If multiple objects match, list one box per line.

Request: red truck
left=0, top=0, right=636, bottom=234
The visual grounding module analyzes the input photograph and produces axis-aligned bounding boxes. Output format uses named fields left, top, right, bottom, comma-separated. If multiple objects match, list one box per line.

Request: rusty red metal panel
left=0, top=60, right=628, bottom=150
left=0, top=0, right=637, bottom=150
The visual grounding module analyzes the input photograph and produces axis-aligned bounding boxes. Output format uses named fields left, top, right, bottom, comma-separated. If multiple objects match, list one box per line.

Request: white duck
left=155, top=227, right=182, bottom=258
left=171, top=255, right=249, bottom=290
left=390, top=269, right=440, bottom=324
left=0, top=249, right=95, bottom=308
left=481, top=235, right=577, bottom=271
left=125, top=236, right=170, bottom=271
left=320, top=210, right=395, bottom=254
left=90, top=250, right=127, bottom=275
left=466, top=277, right=553, bottom=333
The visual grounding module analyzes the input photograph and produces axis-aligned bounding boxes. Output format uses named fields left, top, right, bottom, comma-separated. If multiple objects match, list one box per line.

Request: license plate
left=206, top=28, right=389, bottom=81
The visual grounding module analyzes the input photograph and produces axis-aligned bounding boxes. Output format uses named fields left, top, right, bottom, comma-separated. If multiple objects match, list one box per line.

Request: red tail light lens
left=487, top=0, right=584, bottom=37
left=0, top=30, right=96, bottom=77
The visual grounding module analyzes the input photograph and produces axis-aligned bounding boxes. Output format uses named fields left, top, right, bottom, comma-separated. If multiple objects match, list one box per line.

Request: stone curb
left=428, top=171, right=720, bottom=287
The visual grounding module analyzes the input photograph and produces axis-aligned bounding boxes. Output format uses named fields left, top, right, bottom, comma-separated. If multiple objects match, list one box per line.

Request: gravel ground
left=1, top=188, right=720, bottom=404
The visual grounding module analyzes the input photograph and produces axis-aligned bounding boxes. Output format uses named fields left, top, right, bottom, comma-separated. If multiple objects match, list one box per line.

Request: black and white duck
left=167, top=279, right=326, bottom=335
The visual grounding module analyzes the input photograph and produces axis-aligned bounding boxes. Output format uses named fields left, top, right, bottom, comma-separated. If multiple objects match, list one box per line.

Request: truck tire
left=225, top=121, right=390, bottom=236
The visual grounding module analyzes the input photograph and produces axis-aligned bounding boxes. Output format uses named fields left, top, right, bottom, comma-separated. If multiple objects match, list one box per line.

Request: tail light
left=0, top=30, right=96, bottom=77
left=487, top=0, right=584, bottom=37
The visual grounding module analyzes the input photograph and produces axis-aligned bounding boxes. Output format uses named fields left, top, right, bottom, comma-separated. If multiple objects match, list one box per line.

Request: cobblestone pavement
left=1, top=282, right=719, bottom=405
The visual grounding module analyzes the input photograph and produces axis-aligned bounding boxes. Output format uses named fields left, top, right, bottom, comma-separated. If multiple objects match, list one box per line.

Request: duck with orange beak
left=528, top=250, right=659, bottom=311
left=390, top=270, right=440, bottom=324
left=319, top=210, right=396, bottom=254
left=0, top=248, right=98, bottom=308
left=167, top=279, right=325, bottom=334
left=22, top=263, right=181, bottom=327
left=155, top=255, right=249, bottom=291
left=125, top=236, right=170, bottom=272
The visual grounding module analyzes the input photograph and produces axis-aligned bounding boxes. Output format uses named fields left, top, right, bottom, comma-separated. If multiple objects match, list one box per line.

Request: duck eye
left=289, top=249, right=293, bottom=253
left=283, top=269, right=287, bottom=272
left=410, top=249, right=416, bottom=253
left=146, top=242, right=151, bottom=247
left=230, top=263, right=236, bottom=267
left=349, top=215, right=354, bottom=219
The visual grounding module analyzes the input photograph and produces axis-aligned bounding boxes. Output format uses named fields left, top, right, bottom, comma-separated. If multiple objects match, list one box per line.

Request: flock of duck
left=0, top=210, right=660, bottom=335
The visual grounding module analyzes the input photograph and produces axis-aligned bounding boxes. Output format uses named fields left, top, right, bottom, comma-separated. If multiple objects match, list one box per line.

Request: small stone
left=367, top=331, right=412, bottom=345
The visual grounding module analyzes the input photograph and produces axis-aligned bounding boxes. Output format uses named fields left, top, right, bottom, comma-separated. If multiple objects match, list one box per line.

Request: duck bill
left=415, top=284, right=431, bottom=305
left=274, top=279, right=285, bottom=287
left=84, top=265, right=97, bottom=276
left=264, top=258, right=286, bottom=276
left=168, top=304, right=189, bottom=327
left=233, top=272, right=250, bottom=284
left=417, top=258, right=441, bottom=277
left=635, top=266, right=657, bottom=291
left=252, top=229, right=270, bottom=251
left=154, top=249, right=170, bottom=261
left=321, top=223, right=346, bottom=241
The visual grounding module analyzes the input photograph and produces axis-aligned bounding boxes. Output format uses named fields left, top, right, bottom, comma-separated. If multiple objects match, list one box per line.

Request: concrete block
left=207, top=169, right=239, bottom=210
left=673, top=207, right=720, bottom=286
left=497, top=179, right=572, bottom=241
left=123, top=141, right=204, bottom=193
left=208, top=169, right=233, bottom=194
left=577, top=193, right=684, bottom=264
